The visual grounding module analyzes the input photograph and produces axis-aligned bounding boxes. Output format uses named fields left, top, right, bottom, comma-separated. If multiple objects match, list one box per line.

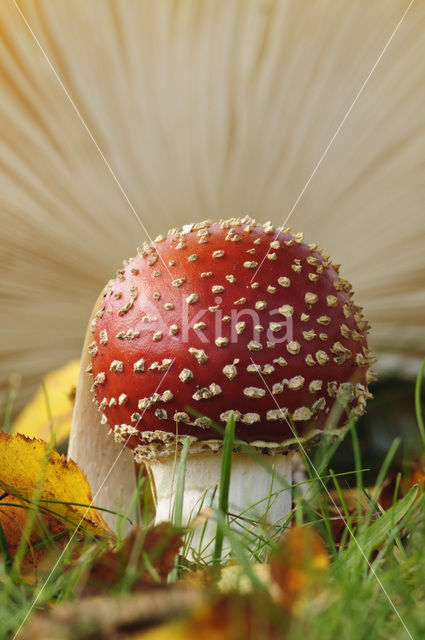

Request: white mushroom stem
left=149, top=450, right=295, bottom=555
left=68, top=290, right=137, bottom=532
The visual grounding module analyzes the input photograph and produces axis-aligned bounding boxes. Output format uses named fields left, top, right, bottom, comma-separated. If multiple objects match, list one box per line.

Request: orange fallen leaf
left=134, top=592, right=283, bottom=640
left=270, top=525, right=330, bottom=614
left=401, top=462, right=425, bottom=495
left=0, top=432, right=112, bottom=540
left=0, top=494, right=83, bottom=583
left=0, top=493, right=68, bottom=549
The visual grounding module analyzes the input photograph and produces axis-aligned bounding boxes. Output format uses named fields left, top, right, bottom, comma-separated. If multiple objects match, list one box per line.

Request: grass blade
left=214, top=511, right=266, bottom=591
left=213, top=412, right=235, bottom=565
left=349, top=419, right=363, bottom=518
left=344, top=484, right=418, bottom=568
left=415, top=358, right=425, bottom=447
left=0, top=521, right=12, bottom=572
left=173, top=436, right=191, bottom=528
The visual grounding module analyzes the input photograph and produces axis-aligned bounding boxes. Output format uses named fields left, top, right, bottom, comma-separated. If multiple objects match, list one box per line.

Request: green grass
left=1, top=361, right=425, bottom=638
left=213, top=411, right=235, bottom=565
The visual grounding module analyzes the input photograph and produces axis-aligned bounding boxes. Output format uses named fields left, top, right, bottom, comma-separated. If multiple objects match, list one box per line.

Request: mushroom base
left=148, top=449, right=296, bottom=557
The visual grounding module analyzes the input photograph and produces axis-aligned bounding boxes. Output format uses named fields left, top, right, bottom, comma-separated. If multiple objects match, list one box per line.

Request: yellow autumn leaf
left=0, top=432, right=112, bottom=538
left=132, top=620, right=188, bottom=640
left=12, top=359, right=80, bottom=446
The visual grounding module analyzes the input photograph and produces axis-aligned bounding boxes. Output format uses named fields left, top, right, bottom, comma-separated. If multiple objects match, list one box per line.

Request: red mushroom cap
left=90, top=218, right=375, bottom=460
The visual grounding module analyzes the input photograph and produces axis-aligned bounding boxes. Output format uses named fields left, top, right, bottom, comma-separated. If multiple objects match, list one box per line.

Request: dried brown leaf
left=81, top=523, right=183, bottom=596
left=20, top=586, right=200, bottom=640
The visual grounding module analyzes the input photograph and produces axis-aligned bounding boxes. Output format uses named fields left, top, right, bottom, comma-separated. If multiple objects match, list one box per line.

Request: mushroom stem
left=148, top=450, right=295, bottom=553
left=68, top=290, right=137, bottom=531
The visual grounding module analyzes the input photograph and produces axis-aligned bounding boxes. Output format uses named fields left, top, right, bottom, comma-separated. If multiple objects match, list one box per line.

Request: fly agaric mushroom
left=69, top=217, right=375, bottom=537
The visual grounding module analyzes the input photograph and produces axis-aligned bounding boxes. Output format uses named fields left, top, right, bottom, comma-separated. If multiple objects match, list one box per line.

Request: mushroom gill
left=1, top=0, right=424, bottom=413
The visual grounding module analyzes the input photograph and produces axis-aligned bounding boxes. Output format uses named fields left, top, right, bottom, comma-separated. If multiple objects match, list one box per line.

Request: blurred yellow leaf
left=0, top=432, right=111, bottom=539
left=217, top=562, right=274, bottom=595
left=12, top=359, right=80, bottom=446
left=132, top=619, right=188, bottom=640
